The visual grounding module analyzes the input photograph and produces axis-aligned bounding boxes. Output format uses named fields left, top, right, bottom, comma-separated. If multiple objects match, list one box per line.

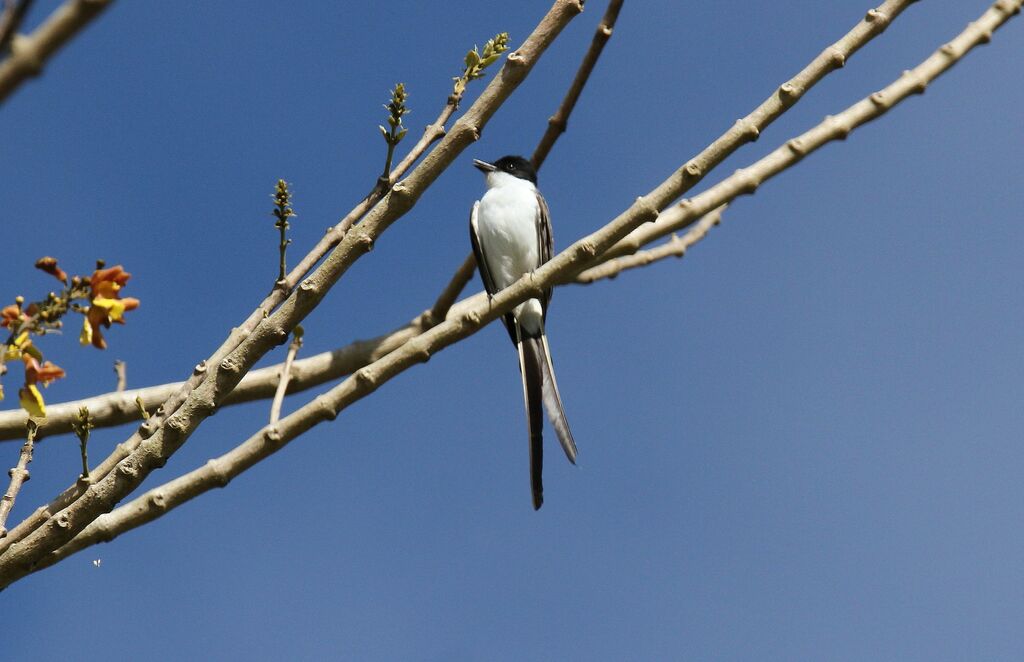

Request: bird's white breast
left=475, top=174, right=544, bottom=332
left=476, top=177, right=540, bottom=290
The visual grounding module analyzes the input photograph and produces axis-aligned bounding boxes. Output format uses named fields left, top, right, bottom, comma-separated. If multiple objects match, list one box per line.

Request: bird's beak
left=473, top=159, right=496, bottom=173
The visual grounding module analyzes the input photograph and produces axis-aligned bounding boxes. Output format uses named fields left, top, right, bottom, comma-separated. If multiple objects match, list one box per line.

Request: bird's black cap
left=473, top=155, right=537, bottom=184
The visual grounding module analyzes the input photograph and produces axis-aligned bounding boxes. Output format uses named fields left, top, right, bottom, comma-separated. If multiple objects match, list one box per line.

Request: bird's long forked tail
left=517, top=329, right=578, bottom=510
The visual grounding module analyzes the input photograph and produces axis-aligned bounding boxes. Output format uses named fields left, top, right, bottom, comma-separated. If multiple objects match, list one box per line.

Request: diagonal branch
left=0, top=0, right=586, bottom=584
left=29, top=0, right=1023, bottom=579
left=0, top=421, right=35, bottom=537
left=0, top=0, right=113, bottom=104
left=532, top=0, right=624, bottom=170
left=574, top=205, right=726, bottom=284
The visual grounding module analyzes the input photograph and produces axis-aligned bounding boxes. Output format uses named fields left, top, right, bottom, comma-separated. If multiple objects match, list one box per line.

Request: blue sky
left=3, top=1, right=1023, bottom=660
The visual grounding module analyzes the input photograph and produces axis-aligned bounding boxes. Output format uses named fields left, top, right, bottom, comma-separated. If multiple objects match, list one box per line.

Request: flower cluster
left=1, top=258, right=139, bottom=417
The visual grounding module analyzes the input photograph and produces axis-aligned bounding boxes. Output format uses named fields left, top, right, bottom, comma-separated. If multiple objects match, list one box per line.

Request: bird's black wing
left=535, top=191, right=555, bottom=317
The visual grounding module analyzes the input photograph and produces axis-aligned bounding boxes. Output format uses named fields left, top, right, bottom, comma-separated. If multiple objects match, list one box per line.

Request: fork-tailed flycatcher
left=469, top=155, right=577, bottom=510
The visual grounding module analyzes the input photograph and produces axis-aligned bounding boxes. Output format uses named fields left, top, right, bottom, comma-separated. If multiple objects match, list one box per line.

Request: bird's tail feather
left=517, top=333, right=545, bottom=510
left=538, top=332, right=578, bottom=464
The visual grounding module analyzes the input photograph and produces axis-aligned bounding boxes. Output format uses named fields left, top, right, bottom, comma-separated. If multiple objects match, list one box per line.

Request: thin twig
left=0, top=0, right=113, bottom=104
left=31, top=0, right=1024, bottom=576
left=0, top=420, right=36, bottom=537
left=113, top=360, right=126, bottom=392
left=430, top=254, right=478, bottom=324
left=574, top=206, right=725, bottom=284
left=269, top=328, right=303, bottom=424
left=532, top=0, right=624, bottom=170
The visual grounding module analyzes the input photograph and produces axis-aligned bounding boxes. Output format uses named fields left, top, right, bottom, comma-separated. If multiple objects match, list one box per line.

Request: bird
left=469, top=154, right=577, bottom=510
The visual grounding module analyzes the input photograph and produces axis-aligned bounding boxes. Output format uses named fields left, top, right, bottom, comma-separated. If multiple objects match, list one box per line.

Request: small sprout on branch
left=135, top=395, right=150, bottom=421
left=271, top=179, right=296, bottom=285
left=71, top=406, right=94, bottom=479
left=451, top=32, right=509, bottom=107
left=376, top=83, right=410, bottom=191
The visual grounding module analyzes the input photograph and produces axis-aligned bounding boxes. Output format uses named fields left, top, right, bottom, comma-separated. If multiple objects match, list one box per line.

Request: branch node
left=634, top=195, right=660, bottom=223
left=138, top=420, right=156, bottom=438
left=116, top=459, right=139, bottom=479
left=193, top=360, right=207, bottom=375
left=577, top=240, right=599, bottom=258
left=736, top=119, right=760, bottom=141
left=734, top=169, right=759, bottom=194
left=506, top=50, right=527, bottom=67
left=870, top=91, right=886, bottom=107
left=996, top=0, right=1021, bottom=15
left=778, top=82, right=799, bottom=104
left=865, top=8, right=890, bottom=29
left=684, top=161, right=702, bottom=179
left=10, top=34, right=43, bottom=75
left=902, top=69, right=928, bottom=94
left=829, top=48, right=847, bottom=68
left=265, top=426, right=283, bottom=444
left=355, top=367, right=376, bottom=388
left=315, top=395, right=338, bottom=421
left=205, top=459, right=230, bottom=488
left=354, top=230, right=375, bottom=252
left=55, top=512, right=71, bottom=529
left=787, top=138, right=807, bottom=156
left=219, top=356, right=241, bottom=375
left=150, top=492, right=167, bottom=511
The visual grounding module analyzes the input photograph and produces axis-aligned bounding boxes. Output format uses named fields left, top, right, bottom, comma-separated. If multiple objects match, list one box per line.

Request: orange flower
left=22, top=354, right=66, bottom=386
left=82, top=264, right=140, bottom=349
left=90, top=265, right=132, bottom=298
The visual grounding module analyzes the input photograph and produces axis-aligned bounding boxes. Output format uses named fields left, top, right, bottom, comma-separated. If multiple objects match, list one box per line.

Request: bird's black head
left=473, top=155, right=537, bottom=184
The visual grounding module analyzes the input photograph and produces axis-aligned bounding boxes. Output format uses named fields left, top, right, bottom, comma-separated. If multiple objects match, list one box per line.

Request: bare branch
left=574, top=206, right=726, bottom=284
left=532, top=0, right=624, bottom=169
left=29, top=0, right=1024, bottom=577
left=0, top=0, right=113, bottom=104
left=0, top=420, right=36, bottom=537
left=430, top=254, right=478, bottom=324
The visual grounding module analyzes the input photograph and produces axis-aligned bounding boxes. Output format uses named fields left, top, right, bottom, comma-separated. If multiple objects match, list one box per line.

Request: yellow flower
left=19, top=384, right=46, bottom=417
